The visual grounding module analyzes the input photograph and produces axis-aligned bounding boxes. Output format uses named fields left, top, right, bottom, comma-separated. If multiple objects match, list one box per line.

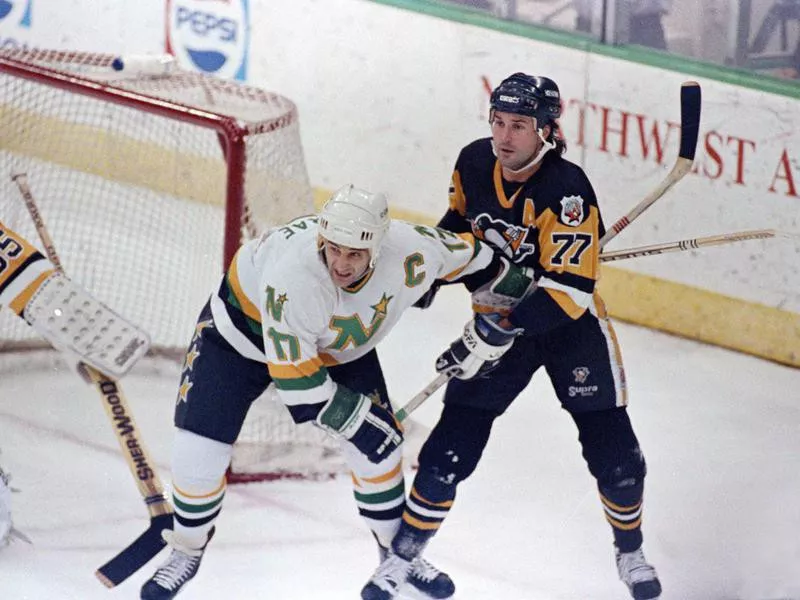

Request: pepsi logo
left=166, top=0, right=249, bottom=81
left=0, top=0, right=32, bottom=27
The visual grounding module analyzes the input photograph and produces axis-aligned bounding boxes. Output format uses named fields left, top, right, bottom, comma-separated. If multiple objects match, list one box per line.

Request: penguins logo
left=471, top=213, right=536, bottom=261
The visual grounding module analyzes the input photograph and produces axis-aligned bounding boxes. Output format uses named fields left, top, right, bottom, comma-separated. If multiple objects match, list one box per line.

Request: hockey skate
left=615, top=545, right=662, bottom=600
left=406, top=556, right=456, bottom=599
left=362, top=551, right=413, bottom=600
left=140, top=529, right=212, bottom=600
left=365, top=547, right=455, bottom=600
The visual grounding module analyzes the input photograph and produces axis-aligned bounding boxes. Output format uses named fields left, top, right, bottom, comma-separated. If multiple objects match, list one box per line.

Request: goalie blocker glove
left=436, top=313, right=522, bottom=380
left=316, top=386, right=403, bottom=463
left=23, top=271, right=150, bottom=378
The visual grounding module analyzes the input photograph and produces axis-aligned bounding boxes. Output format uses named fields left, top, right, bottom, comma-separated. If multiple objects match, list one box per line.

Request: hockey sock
left=600, top=479, right=645, bottom=553
left=392, top=470, right=455, bottom=561
left=344, top=441, right=405, bottom=548
left=171, top=428, right=232, bottom=550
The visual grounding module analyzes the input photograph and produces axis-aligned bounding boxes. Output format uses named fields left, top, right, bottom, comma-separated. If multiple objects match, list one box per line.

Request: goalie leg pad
left=23, top=271, right=150, bottom=377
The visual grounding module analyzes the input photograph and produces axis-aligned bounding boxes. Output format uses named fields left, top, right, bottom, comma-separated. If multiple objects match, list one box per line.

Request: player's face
left=323, top=241, right=372, bottom=288
left=491, top=111, right=542, bottom=171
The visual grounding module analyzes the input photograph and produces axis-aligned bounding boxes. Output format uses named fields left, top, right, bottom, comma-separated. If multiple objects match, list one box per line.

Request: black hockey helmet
left=489, top=73, right=561, bottom=127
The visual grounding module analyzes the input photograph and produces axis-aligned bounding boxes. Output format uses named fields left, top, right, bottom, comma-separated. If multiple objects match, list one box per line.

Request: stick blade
left=679, top=81, right=702, bottom=161
left=95, top=513, right=173, bottom=588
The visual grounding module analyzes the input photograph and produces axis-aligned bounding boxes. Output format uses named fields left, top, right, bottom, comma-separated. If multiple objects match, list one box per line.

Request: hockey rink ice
left=1, top=285, right=799, bottom=600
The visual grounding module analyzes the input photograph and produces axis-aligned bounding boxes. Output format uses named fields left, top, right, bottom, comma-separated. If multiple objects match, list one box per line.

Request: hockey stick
left=11, top=173, right=173, bottom=588
left=599, top=81, right=702, bottom=249
left=599, top=228, right=797, bottom=262
left=395, top=372, right=451, bottom=423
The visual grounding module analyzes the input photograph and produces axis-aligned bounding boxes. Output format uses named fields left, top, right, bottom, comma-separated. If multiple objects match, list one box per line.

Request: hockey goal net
left=0, top=48, right=344, bottom=482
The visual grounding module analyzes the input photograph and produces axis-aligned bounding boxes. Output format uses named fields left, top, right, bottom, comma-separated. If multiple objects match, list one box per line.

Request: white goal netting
left=0, top=49, right=344, bottom=481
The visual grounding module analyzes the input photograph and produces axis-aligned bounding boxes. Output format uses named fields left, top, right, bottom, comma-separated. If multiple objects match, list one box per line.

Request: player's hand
left=471, top=257, right=536, bottom=313
left=316, top=389, right=403, bottom=463
left=435, top=313, right=521, bottom=380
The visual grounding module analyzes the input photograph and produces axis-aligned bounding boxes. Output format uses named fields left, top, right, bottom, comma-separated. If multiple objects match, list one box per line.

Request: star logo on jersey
left=371, top=293, right=393, bottom=319
left=560, top=195, right=585, bottom=227
left=471, top=213, right=536, bottom=262
left=193, top=318, right=213, bottom=341
left=184, top=347, right=200, bottom=371
left=265, top=285, right=288, bottom=322
left=328, top=293, right=394, bottom=351
left=177, top=375, right=193, bottom=405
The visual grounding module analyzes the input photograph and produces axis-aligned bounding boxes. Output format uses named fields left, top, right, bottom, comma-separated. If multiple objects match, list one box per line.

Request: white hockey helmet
left=318, top=184, right=390, bottom=267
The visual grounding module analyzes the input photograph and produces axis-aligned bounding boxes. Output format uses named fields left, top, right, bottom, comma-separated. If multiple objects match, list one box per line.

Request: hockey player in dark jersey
left=361, top=73, right=661, bottom=600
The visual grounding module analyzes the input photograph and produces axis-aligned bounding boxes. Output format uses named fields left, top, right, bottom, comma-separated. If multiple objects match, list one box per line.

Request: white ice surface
left=1, top=285, right=799, bottom=600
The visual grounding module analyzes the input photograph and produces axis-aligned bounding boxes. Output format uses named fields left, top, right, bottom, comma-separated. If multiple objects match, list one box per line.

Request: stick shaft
left=599, top=229, right=780, bottom=262
left=11, top=173, right=170, bottom=516
left=395, top=373, right=451, bottom=423
left=600, top=81, right=701, bottom=248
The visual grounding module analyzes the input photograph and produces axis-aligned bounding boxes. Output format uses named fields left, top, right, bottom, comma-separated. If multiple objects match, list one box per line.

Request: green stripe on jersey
left=223, top=276, right=263, bottom=337
left=272, top=368, right=329, bottom=391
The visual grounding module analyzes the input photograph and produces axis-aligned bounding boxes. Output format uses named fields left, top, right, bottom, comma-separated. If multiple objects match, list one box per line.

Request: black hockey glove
left=435, top=313, right=522, bottom=380
left=316, top=387, right=403, bottom=463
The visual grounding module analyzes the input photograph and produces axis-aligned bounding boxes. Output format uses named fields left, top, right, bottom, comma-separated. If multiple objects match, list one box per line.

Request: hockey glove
left=471, top=257, right=536, bottom=314
left=316, top=386, right=403, bottom=463
left=23, top=271, right=150, bottom=377
left=435, top=313, right=522, bottom=380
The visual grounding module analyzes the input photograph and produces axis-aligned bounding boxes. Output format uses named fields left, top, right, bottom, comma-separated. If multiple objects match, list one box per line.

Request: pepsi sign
left=166, top=0, right=249, bottom=81
left=0, top=0, right=33, bottom=50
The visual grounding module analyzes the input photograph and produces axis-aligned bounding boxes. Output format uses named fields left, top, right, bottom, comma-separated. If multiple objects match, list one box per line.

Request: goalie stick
left=11, top=173, right=173, bottom=588
left=599, top=81, right=702, bottom=249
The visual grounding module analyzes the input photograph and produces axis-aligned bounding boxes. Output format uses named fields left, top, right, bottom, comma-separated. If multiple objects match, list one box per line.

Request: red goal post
left=0, top=48, right=341, bottom=482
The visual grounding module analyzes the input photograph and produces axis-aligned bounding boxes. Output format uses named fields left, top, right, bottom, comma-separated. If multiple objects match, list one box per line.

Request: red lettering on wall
left=769, top=150, right=798, bottom=197
left=599, top=107, right=630, bottom=156
left=478, top=77, right=797, bottom=197
left=566, top=98, right=588, bottom=148
left=727, top=136, right=756, bottom=186
left=635, top=116, right=678, bottom=165
left=702, top=131, right=724, bottom=180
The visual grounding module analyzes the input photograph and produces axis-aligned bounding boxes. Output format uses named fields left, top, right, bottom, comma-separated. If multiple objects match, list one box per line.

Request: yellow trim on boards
left=597, top=268, right=799, bottom=368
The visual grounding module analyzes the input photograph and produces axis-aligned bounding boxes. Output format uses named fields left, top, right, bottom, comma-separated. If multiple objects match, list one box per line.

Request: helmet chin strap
left=492, top=127, right=555, bottom=175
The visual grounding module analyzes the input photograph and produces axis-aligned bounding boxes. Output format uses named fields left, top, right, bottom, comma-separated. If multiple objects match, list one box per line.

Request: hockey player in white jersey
left=140, top=185, right=527, bottom=599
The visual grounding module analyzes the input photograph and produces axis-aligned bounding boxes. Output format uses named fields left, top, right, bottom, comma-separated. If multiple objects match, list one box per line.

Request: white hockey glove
left=22, top=271, right=150, bottom=377
left=471, top=257, right=536, bottom=314
left=435, top=313, right=522, bottom=380
left=316, top=387, right=403, bottom=463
